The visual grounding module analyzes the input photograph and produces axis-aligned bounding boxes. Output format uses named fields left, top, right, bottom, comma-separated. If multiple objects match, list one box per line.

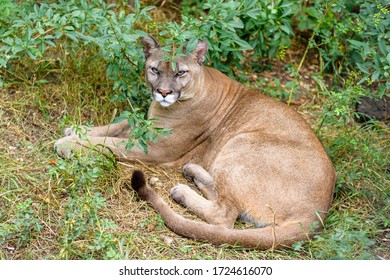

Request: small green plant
left=49, top=152, right=115, bottom=193
left=314, top=226, right=376, bottom=259
left=0, top=198, right=43, bottom=248
left=47, top=151, right=123, bottom=259
left=59, top=192, right=123, bottom=259
left=349, top=2, right=390, bottom=90
left=237, top=0, right=295, bottom=60
left=315, top=75, right=367, bottom=131
left=139, top=215, right=165, bottom=231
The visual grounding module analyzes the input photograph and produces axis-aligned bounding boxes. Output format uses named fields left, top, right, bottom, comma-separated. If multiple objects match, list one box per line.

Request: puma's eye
left=151, top=67, right=159, bottom=74
left=176, top=70, right=187, bottom=77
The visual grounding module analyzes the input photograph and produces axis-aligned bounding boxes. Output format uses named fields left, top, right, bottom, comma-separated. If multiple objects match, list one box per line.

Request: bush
left=294, top=0, right=389, bottom=92
left=178, top=0, right=296, bottom=74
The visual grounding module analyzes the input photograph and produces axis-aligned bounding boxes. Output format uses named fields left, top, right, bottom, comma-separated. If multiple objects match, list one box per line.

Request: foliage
left=294, top=0, right=390, bottom=91
left=60, top=192, right=122, bottom=259
left=0, top=0, right=17, bottom=26
left=313, top=228, right=375, bottom=259
left=0, top=198, right=43, bottom=248
left=350, top=1, right=390, bottom=90
left=161, top=0, right=295, bottom=75
left=47, top=153, right=123, bottom=259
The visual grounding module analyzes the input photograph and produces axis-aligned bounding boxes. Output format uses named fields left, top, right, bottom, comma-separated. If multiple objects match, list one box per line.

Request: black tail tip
left=131, top=170, right=146, bottom=192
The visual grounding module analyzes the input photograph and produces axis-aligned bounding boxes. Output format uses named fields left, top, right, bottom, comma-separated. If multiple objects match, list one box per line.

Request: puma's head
left=141, top=36, right=208, bottom=107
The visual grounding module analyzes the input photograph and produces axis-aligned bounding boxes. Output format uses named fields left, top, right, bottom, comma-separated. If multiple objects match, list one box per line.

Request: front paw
left=54, top=136, right=76, bottom=158
left=63, top=125, right=89, bottom=137
left=64, top=127, right=76, bottom=137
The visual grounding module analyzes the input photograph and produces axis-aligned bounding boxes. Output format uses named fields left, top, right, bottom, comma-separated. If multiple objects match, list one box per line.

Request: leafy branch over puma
left=54, top=37, right=336, bottom=249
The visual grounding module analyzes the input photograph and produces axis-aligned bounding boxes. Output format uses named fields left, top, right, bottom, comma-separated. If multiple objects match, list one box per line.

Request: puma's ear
left=141, top=36, right=160, bottom=59
left=192, top=40, right=208, bottom=65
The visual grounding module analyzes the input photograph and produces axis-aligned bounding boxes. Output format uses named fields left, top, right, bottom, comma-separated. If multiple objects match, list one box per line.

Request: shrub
left=163, top=0, right=295, bottom=75
left=294, top=0, right=389, bottom=91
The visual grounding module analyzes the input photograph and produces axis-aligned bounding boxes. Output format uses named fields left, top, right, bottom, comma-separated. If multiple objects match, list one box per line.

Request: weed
left=58, top=192, right=123, bottom=259
left=0, top=198, right=43, bottom=248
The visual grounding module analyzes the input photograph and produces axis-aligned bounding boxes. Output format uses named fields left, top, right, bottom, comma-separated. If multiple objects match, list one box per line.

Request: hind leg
left=170, top=184, right=236, bottom=227
left=182, top=163, right=217, bottom=200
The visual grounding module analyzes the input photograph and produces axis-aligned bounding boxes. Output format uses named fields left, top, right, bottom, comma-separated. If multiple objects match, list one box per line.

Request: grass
left=0, top=17, right=389, bottom=261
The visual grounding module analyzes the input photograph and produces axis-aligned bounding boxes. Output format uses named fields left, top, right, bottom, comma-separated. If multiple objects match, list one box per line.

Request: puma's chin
left=159, top=100, right=174, bottom=107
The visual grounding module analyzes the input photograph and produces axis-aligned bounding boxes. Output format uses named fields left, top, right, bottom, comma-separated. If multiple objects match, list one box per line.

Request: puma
left=54, top=37, right=336, bottom=249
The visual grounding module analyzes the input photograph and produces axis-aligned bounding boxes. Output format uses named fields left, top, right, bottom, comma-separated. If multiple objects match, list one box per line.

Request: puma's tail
left=130, top=170, right=310, bottom=250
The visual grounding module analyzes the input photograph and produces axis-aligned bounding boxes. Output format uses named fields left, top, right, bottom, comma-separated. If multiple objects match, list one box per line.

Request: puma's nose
left=157, top=88, right=173, bottom=97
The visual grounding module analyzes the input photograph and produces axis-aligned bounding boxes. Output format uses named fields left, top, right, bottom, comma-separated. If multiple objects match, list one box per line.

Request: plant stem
left=288, top=0, right=337, bottom=105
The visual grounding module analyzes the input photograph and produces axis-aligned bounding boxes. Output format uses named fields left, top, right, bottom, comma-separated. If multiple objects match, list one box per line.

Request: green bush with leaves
left=350, top=1, right=389, bottom=90
left=167, top=0, right=295, bottom=75
left=294, top=0, right=389, bottom=91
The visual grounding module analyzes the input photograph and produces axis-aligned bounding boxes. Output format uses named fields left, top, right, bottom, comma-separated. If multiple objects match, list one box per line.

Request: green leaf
left=227, top=18, right=244, bottom=29
left=371, top=70, right=380, bottom=82
left=306, top=7, right=320, bottom=19
left=65, top=32, right=79, bottom=42
left=246, top=9, right=260, bottom=19
left=185, top=38, right=198, bottom=55
left=234, top=38, right=253, bottom=51
left=134, top=0, right=140, bottom=13
left=135, top=140, right=148, bottom=154
left=0, top=57, right=7, bottom=68
left=280, top=24, right=293, bottom=35
left=357, top=62, right=369, bottom=74
left=348, top=39, right=366, bottom=49
left=26, top=50, right=37, bottom=60
left=378, top=39, right=388, bottom=56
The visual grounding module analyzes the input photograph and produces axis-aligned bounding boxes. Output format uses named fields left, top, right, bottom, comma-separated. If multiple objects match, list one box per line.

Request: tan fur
left=54, top=38, right=336, bottom=249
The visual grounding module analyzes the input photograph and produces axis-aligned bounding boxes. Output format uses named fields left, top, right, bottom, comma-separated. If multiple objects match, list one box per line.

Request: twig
left=117, top=161, right=135, bottom=169
left=265, top=204, right=276, bottom=252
